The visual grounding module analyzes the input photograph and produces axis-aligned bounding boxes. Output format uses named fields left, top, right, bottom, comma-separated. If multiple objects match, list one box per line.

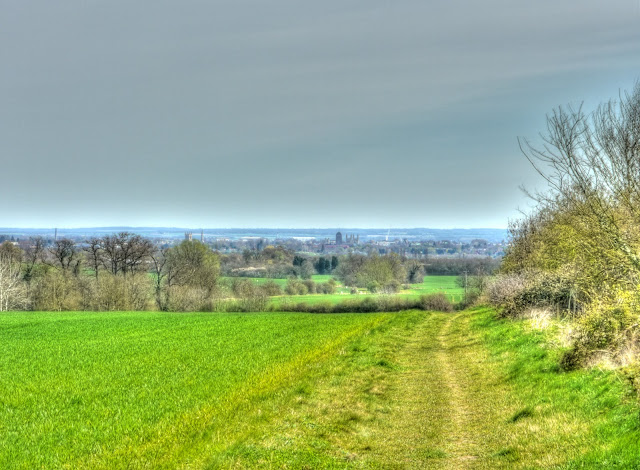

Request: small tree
left=166, top=240, right=220, bottom=295
left=23, top=236, right=45, bottom=284
left=83, top=237, right=103, bottom=279
left=0, top=241, right=23, bottom=264
left=49, top=238, right=80, bottom=275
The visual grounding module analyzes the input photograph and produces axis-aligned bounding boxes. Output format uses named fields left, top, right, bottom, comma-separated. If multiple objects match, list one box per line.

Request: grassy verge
left=471, top=308, right=640, bottom=467
left=220, top=308, right=640, bottom=468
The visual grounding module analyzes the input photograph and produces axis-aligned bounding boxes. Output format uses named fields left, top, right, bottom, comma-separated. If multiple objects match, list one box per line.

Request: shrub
left=90, top=273, right=153, bottom=311
left=561, top=301, right=639, bottom=369
left=303, top=280, right=316, bottom=294
left=285, top=278, right=308, bottom=295
left=382, top=280, right=401, bottom=294
left=30, top=271, right=82, bottom=311
left=623, top=363, right=640, bottom=395
left=261, top=280, right=283, bottom=296
left=486, top=273, right=529, bottom=316
left=274, top=294, right=425, bottom=314
left=165, top=285, right=210, bottom=312
left=459, top=290, right=482, bottom=309
left=367, top=281, right=380, bottom=293
left=419, top=293, right=453, bottom=312
left=487, top=271, right=581, bottom=318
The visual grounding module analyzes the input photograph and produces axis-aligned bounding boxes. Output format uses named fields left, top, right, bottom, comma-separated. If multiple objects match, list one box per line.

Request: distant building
left=336, top=231, right=343, bottom=244
left=185, top=232, right=193, bottom=241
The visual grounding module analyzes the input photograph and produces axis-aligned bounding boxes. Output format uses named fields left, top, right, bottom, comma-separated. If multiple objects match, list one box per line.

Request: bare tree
left=23, top=236, right=45, bottom=283
left=149, top=247, right=181, bottom=310
left=0, top=241, right=23, bottom=264
left=101, top=232, right=154, bottom=276
left=0, top=255, right=27, bottom=311
left=49, top=238, right=80, bottom=274
left=519, top=82, right=640, bottom=273
left=83, top=237, right=104, bottom=279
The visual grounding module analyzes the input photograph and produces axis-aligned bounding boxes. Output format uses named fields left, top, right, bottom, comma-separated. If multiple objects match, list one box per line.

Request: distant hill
left=0, top=227, right=509, bottom=243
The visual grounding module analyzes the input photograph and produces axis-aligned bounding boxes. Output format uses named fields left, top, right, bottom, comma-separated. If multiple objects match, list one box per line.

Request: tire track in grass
left=371, top=312, right=517, bottom=469
left=434, top=313, right=487, bottom=467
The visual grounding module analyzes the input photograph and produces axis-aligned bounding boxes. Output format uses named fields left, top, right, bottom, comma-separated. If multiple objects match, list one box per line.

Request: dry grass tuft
left=522, top=307, right=553, bottom=331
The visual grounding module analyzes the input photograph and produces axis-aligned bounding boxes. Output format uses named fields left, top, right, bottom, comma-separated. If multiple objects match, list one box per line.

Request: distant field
left=0, top=310, right=394, bottom=468
left=221, top=275, right=464, bottom=306
left=401, top=275, right=465, bottom=302
left=269, top=275, right=465, bottom=306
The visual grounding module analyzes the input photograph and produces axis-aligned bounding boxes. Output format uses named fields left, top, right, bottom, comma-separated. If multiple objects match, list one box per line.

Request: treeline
left=0, top=232, right=485, bottom=313
left=221, top=247, right=339, bottom=279
left=277, top=292, right=454, bottom=314
left=423, top=257, right=500, bottom=276
left=0, top=233, right=223, bottom=312
left=487, top=84, right=640, bottom=379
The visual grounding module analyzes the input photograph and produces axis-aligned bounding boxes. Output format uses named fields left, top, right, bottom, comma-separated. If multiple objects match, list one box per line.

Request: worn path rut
left=368, top=313, right=517, bottom=469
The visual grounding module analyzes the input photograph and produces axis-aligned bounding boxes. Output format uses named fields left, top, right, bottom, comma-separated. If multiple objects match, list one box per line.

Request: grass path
left=222, top=312, right=519, bottom=468
left=224, top=309, right=640, bottom=468
left=365, top=313, right=519, bottom=469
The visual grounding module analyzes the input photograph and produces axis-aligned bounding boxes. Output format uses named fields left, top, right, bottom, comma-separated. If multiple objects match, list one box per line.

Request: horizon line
left=0, top=226, right=509, bottom=231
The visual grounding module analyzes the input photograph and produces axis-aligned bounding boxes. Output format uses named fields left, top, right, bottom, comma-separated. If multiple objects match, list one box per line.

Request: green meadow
left=224, top=275, right=465, bottom=307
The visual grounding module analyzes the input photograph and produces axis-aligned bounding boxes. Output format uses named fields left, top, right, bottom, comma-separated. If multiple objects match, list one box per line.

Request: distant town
left=0, top=227, right=506, bottom=259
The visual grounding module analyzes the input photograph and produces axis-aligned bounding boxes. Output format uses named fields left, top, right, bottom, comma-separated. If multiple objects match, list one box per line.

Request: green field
left=2, top=308, right=638, bottom=468
left=222, top=275, right=464, bottom=307
left=0, top=310, right=393, bottom=468
left=268, top=275, right=465, bottom=307
left=403, top=275, right=464, bottom=300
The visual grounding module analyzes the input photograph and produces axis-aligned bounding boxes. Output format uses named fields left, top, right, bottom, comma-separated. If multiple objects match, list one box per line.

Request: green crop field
left=268, top=275, right=465, bottom=307
left=222, top=275, right=464, bottom=306
left=0, top=310, right=394, bottom=468
left=405, top=275, right=462, bottom=295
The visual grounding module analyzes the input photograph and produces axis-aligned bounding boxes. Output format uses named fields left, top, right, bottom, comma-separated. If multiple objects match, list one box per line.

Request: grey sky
left=2, top=1, right=639, bottom=228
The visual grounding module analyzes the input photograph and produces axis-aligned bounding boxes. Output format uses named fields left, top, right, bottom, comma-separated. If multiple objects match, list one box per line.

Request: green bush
left=261, top=280, right=282, bottom=296
left=303, top=280, right=316, bottom=294
left=419, top=293, right=453, bottom=312
left=285, top=278, right=308, bottom=295
left=561, top=300, right=639, bottom=369
left=317, top=281, right=336, bottom=294
left=623, top=363, right=640, bottom=396
left=367, top=281, right=381, bottom=293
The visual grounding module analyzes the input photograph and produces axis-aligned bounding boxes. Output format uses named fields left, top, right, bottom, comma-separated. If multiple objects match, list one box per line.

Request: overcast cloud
left=1, top=1, right=639, bottom=228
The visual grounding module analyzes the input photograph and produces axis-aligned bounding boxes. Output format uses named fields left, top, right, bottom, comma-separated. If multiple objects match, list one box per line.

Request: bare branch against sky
left=1, top=1, right=639, bottom=228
